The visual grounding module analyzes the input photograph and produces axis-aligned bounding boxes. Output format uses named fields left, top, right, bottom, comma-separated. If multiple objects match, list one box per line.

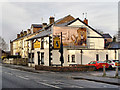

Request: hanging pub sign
left=53, top=36, right=60, bottom=49
left=34, top=40, right=40, bottom=48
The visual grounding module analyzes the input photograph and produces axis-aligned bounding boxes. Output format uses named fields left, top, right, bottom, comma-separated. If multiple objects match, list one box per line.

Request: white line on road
left=16, top=75, right=29, bottom=80
left=37, top=81, right=62, bottom=89
left=4, top=72, right=13, bottom=75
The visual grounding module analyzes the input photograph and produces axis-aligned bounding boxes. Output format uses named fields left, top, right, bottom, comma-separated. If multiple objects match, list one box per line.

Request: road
left=1, top=65, right=119, bottom=89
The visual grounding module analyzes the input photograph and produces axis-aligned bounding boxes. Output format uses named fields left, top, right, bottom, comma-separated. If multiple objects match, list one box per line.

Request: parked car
left=104, top=60, right=120, bottom=69
left=87, top=61, right=109, bottom=70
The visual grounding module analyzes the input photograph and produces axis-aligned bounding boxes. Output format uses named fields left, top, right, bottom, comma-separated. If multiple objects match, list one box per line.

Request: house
left=10, top=24, right=45, bottom=58
left=27, top=15, right=119, bottom=67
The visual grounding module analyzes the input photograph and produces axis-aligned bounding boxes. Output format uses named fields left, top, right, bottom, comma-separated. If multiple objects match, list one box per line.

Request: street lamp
left=80, top=49, right=83, bottom=65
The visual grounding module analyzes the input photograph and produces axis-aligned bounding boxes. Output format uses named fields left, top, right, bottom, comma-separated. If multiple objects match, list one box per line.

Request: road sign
left=53, top=37, right=60, bottom=49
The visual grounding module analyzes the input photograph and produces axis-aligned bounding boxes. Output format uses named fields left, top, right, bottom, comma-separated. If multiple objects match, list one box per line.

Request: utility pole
left=59, top=32, right=64, bottom=66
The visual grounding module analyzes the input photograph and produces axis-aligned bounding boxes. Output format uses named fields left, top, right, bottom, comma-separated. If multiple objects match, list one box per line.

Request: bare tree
left=0, top=36, right=8, bottom=50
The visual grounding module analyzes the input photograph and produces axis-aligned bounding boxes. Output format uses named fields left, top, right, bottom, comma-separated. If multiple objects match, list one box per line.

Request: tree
left=0, top=36, right=8, bottom=50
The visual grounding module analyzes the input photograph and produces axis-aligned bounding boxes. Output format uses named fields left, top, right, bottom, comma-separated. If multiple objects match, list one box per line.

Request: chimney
left=20, top=30, right=24, bottom=37
left=84, top=18, right=88, bottom=25
left=27, top=29, right=31, bottom=34
left=42, top=23, right=47, bottom=28
left=24, top=31, right=27, bottom=36
left=49, top=16, right=54, bottom=24
left=17, top=34, right=20, bottom=38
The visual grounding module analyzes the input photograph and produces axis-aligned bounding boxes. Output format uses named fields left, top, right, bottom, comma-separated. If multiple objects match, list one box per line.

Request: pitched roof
left=103, top=34, right=112, bottom=38
left=108, top=42, right=120, bottom=49
left=27, top=30, right=52, bottom=40
left=55, top=15, right=75, bottom=25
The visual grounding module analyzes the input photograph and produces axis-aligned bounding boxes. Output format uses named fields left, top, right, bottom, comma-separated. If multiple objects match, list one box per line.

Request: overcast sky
left=0, top=0, right=119, bottom=50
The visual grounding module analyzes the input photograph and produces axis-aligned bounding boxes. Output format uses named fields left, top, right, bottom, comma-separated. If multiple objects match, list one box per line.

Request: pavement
left=2, top=63, right=120, bottom=87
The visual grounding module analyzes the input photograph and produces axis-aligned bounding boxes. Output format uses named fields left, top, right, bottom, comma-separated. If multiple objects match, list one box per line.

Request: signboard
left=53, top=26, right=87, bottom=46
left=34, top=40, right=40, bottom=48
left=53, top=37, right=60, bottom=49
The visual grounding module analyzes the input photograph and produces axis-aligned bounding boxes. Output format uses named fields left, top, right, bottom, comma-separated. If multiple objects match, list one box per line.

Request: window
left=32, top=53, right=34, bottom=63
left=72, top=55, right=75, bottom=62
left=41, top=38, right=44, bottom=49
left=41, top=53, right=44, bottom=64
left=68, top=55, right=70, bottom=62
left=96, top=54, right=99, bottom=61
left=106, top=54, right=108, bottom=60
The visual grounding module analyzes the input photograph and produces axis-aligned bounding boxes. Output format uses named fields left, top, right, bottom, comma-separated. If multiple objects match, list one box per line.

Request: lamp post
left=80, top=49, right=83, bottom=65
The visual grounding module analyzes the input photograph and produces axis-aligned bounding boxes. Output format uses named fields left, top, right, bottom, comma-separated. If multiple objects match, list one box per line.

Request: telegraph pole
left=59, top=32, right=64, bottom=66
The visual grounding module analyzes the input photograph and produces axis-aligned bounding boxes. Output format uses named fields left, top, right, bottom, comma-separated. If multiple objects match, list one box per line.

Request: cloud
left=1, top=2, right=118, bottom=50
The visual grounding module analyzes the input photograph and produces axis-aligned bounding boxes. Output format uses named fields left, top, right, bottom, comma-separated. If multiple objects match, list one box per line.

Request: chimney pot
left=49, top=16, right=55, bottom=24
left=84, top=18, right=88, bottom=25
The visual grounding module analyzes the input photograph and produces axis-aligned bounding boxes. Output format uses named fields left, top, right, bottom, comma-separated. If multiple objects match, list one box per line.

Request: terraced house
left=25, top=15, right=120, bottom=67
left=10, top=24, right=43, bottom=58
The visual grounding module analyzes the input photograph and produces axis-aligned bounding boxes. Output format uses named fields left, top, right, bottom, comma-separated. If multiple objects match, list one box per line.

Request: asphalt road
left=1, top=65, right=119, bottom=89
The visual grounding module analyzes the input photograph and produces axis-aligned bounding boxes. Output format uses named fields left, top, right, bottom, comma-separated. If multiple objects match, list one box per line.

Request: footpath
left=2, top=63, right=120, bottom=86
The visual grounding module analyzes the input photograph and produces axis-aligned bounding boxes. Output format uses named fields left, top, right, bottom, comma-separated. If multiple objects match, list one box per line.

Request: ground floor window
left=96, top=54, right=99, bottom=61
left=106, top=54, right=108, bottom=60
left=68, top=55, right=70, bottom=62
left=32, top=53, right=34, bottom=63
left=72, top=55, right=75, bottom=62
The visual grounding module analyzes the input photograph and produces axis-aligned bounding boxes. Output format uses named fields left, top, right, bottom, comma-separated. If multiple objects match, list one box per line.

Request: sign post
left=115, top=62, right=119, bottom=78
left=102, top=64, right=106, bottom=76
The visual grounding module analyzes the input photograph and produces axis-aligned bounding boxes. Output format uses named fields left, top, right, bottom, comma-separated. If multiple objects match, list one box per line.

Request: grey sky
left=1, top=1, right=119, bottom=49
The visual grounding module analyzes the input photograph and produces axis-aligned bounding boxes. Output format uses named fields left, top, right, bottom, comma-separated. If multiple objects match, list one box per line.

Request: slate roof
left=27, top=30, right=52, bottom=40
left=108, top=42, right=120, bottom=49
left=103, top=34, right=112, bottom=38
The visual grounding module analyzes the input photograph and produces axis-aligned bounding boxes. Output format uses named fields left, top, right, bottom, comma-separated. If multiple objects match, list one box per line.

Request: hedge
left=35, top=65, right=96, bottom=72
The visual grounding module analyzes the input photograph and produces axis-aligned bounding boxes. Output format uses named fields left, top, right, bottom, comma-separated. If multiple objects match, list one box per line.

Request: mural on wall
left=53, top=26, right=87, bottom=46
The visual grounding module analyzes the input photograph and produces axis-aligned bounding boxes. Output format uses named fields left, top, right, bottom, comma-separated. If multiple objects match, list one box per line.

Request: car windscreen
left=97, top=61, right=105, bottom=63
left=89, top=62, right=96, bottom=64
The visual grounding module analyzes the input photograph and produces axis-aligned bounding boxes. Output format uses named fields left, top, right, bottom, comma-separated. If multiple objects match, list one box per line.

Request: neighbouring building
left=10, top=24, right=44, bottom=58
left=26, top=15, right=120, bottom=67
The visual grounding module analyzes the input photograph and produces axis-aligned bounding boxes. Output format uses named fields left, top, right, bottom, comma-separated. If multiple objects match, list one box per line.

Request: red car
left=87, top=61, right=109, bottom=70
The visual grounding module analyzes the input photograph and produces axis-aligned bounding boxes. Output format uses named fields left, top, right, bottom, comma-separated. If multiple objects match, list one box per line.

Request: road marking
left=4, top=72, right=13, bottom=75
left=37, top=81, right=62, bottom=89
left=16, top=75, right=29, bottom=80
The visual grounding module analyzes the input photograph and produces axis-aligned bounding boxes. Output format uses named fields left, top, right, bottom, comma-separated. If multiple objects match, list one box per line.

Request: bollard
left=103, top=66, right=106, bottom=76
left=115, top=66, right=119, bottom=78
